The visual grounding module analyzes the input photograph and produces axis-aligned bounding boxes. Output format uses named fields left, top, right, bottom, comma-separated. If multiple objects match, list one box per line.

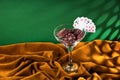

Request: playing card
left=73, top=17, right=96, bottom=33
left=73, top=17, right=85, bottom=30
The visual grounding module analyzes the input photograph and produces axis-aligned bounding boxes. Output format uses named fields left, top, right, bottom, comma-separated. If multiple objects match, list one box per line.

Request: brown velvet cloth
left=0, top=40, right=120, bottom=80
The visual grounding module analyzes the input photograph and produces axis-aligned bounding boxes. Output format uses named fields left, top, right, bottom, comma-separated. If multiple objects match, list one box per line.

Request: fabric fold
left=0, top=40, right=120, bottom=80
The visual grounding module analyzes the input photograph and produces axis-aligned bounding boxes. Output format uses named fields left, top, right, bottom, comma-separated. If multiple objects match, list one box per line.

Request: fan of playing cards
left=73, top=17, right=96, bottom=33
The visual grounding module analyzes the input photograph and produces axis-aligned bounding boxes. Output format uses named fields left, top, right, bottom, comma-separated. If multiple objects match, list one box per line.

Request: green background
left=0, top=0, right=120, bottom=45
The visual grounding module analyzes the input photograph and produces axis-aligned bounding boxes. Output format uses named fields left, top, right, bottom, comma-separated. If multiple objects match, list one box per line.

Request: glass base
left=63, top=63, right=78, bottom=73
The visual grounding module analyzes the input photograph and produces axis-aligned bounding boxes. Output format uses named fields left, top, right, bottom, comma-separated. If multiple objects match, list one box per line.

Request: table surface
left=0, top=40, right=120, bottom=80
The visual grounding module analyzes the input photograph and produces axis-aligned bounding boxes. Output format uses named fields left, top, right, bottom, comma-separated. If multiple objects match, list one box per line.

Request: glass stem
left=67, top=46, right=73, bottom=66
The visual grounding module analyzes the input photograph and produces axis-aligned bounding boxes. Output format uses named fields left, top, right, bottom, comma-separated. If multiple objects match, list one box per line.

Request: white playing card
left=73, top=17, right=96, bottom=33
left=73, top=17, right=85, bottom=30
